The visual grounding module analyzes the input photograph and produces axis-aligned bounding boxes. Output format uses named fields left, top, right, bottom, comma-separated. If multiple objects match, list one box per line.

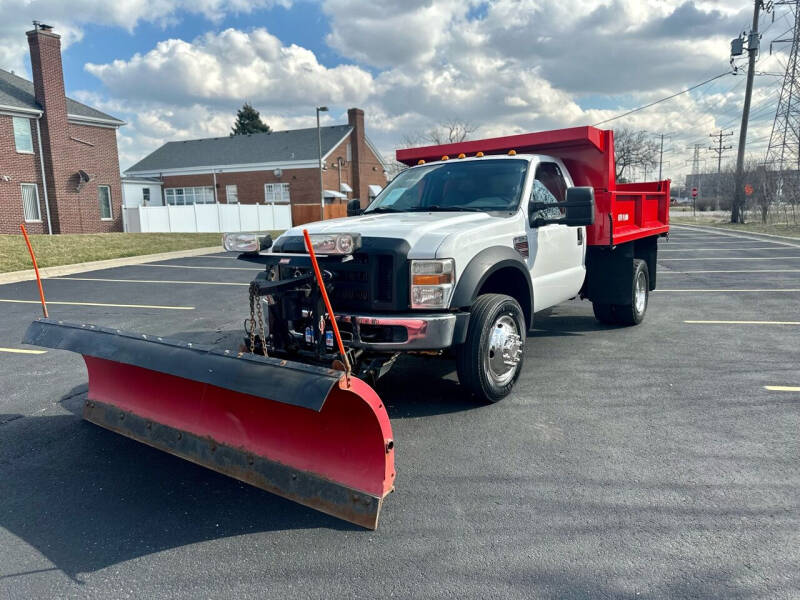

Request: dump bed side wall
left=588, top=180, right=671, bottom=246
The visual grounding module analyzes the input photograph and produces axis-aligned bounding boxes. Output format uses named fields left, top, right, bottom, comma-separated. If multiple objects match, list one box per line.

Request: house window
left=13, top=117, right=34, bottom=154
left=264, top=183, right=290, bottom=204
left=346, top=142, right=352, bottom=162
left=164, top=186, right=215, bottom=205
left=98, top=185, right=113, bottom=220
left=21, top=183, right=41, bottom=222
left=226, top=184, right=239, bottom=203
left=142, top=188, right=150, bottom=205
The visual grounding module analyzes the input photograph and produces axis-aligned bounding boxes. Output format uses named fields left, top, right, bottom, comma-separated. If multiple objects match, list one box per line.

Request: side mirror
left=347, top=199, right=362, bottom=217
left=529, top=187, right=595, bottom=227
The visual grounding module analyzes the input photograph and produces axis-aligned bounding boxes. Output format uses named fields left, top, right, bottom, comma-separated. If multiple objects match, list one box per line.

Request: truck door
left=527, top=161, right=587, bottom=311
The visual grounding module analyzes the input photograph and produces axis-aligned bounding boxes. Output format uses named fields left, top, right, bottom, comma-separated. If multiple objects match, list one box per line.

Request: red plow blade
left=24, top=319, right=395, bottom=529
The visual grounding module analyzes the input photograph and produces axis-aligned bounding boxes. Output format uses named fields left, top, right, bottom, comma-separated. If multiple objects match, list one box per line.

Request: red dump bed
left=396, top=126, right=670, bottom=246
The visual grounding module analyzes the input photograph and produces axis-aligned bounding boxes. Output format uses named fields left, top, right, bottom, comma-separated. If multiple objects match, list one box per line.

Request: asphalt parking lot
left=1, top=225, right=798, bottom=599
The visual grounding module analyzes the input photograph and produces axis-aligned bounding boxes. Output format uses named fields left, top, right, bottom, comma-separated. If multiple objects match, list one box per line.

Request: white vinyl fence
left=123, top=203, right=292, bottom=233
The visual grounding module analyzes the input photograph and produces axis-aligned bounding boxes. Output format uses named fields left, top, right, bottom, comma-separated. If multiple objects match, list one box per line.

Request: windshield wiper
left=365, top=206, right=403, bottom=214
left=408, top=206, right=487, bottom=213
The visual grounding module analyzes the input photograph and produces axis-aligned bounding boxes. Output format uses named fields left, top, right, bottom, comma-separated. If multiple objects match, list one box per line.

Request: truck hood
left=279, top=211, right=500, bottom=257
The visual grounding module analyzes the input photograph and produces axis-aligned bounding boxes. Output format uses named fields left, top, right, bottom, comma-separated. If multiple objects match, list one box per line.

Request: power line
left=591, top=72, right=734, bottom=127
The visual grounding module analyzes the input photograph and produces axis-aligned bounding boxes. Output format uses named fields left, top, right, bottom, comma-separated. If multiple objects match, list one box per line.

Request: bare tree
left=614, top=128, right=658, bottom=182
left=389, top=119, right=478, bottom=181
left=401, top=119, right=477, bottom=148
left=425, top=119, right=477, bottom=145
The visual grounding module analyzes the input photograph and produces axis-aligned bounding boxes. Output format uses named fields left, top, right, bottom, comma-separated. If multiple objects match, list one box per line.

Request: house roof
left=0, top=68, right=124, bottom=125
left=126, top=124, right=354, bottom=174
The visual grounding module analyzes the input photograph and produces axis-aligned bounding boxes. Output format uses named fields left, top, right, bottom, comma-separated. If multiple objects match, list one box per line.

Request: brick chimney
left=27, top=23, right=70, bottom=232
left=347, top=108, right=366, bottom=206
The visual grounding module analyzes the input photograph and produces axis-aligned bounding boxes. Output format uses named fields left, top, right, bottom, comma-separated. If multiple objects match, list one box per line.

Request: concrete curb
left=0, top=246, right=225, bottom=285
left=672, top=224, right=800, bottom=247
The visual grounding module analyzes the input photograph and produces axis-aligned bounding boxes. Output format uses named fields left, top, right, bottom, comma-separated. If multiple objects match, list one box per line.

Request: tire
left=456, top=294, right=526, bottom=404
left=614, top=259, right=649, bottom=326
left=592, top=301, right=617, bottom=325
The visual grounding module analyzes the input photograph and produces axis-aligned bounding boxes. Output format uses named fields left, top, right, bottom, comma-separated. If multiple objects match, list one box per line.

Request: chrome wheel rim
left=486, top=314, right=523, bottom=386
left=635, top=270, right=647, bottom=314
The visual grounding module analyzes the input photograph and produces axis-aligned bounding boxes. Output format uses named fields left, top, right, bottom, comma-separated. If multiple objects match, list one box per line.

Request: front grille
left=272, top=236, right=410, bottom=312
left=326, top=253, right=393, bottom=311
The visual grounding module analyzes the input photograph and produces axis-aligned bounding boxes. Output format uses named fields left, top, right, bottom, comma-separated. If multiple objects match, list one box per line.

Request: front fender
left=450, top=246, right=533, bottom=325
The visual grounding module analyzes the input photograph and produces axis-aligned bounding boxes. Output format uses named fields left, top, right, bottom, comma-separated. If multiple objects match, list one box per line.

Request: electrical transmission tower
left=765, top=1, right=800, bottom=185
left=709, top=130, right=734, bottom=209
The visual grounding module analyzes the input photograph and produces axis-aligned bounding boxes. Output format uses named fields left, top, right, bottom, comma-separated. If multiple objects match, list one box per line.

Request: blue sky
left=0, top=0, right=785, bottom=180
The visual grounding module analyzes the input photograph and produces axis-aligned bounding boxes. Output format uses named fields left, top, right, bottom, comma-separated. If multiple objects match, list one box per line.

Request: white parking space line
left=764, top=386, right=800, bottom=392
left=0, top=299, right=195, bottom=310
left=661, top=257, right=800, bottom=261
left=175, top=255, right=241, bottom=259
left=685, top=320, right=800, bottom=325
left=57, top=277, right=249, bottom=287
left=659, top=269, right=800, bottom=274
left=658, top=289, right=800, bottom=293
left=660, top=247, right=796, bottom=252
left=671, top=225, right=800, bottom=248
left=662, top=240, right=782, bottom=245
left=141, top=264, right=261, bottom=271
left=0, top=347, right=47, bottom=355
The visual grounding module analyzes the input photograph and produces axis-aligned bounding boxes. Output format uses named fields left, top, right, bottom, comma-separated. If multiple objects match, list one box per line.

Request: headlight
left=410, top=259, right=455, bottom=309
left=307, top=233, right=361, bottom=255
left=223, top=232, right=270, bottom=253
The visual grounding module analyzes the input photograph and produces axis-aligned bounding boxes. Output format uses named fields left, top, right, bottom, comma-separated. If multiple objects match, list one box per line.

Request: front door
left=527, top=161, right=586, bottom=311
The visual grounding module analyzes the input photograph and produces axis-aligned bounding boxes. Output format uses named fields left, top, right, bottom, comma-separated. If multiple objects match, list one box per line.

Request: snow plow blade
left=23, top=318, right=395, bottom=529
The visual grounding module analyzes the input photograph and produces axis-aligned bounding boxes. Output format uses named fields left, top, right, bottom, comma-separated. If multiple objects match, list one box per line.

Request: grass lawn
left=670, top=215, right=800, bottom=239
left=0, top=232, right=280, bottom=273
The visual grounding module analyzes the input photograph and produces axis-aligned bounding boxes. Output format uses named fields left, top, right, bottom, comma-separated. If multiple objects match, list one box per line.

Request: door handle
left=577, top=228, right=583, bottom=245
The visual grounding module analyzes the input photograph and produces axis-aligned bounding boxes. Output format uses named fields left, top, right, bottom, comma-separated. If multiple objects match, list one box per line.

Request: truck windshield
left=366, top=159, right=528, bottom=214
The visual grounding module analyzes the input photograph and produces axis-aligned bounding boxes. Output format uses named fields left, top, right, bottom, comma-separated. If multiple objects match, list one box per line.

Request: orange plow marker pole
left=20, top=224, right=48, bottom=318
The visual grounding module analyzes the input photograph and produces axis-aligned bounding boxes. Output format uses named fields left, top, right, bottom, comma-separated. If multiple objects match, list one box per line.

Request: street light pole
left=316, top=106, right=329, bottom=221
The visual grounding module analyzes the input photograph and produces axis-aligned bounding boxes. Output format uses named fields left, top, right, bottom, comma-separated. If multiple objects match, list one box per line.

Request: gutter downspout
left=212, top=170, right=219, bottom=204
left=35, top=117, right=53, bottom=235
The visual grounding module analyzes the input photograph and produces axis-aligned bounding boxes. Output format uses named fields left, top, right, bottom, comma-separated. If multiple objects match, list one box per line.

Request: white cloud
left=85, top=28, right=373, bottom=108
left=0, top=0, right=291, bottom=73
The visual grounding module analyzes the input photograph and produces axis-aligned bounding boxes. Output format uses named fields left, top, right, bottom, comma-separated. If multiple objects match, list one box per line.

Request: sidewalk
left=0, top=246, right=224, bottom=285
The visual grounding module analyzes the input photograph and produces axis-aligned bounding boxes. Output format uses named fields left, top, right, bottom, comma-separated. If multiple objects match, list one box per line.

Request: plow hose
left=23, top=319, right=395, bottom=529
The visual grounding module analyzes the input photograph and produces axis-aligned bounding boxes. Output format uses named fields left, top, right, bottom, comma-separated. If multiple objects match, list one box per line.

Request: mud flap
left=23, top=319, right=395, bottom=529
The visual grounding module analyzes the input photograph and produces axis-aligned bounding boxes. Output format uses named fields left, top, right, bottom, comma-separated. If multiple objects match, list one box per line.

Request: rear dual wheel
left=592, top=259, right=649, bottom=326
left=456, top=294, right=525, bottom=404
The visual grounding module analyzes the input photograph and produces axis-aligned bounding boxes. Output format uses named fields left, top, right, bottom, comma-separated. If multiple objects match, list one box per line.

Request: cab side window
left=530, top=180, right=561, bottom=221
left=535, top=162, right=567, bottom=203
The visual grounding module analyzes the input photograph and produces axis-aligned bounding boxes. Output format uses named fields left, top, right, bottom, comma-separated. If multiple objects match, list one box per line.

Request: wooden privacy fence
left=291, top=203, right=348, bottom=226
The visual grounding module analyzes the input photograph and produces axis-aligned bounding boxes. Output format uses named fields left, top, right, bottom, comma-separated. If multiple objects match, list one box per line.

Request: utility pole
left=658, top=133, right=665, bottom=180
left=709, top=130, right=734, bottom=209
left=732, top=0, right=770, bottom=223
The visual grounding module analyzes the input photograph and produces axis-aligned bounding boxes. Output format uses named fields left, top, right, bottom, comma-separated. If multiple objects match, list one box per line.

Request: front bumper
left=335, top=312, right=469, bottom=351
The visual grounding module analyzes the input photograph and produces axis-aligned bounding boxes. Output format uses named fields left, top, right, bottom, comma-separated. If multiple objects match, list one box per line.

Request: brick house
left=0, top=23, right=125, bottom=235
left=125, top=108, right=388, bottom=224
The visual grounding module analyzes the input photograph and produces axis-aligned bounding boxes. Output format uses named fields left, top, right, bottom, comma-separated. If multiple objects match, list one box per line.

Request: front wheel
left=456, top=294, right=525, bottom=404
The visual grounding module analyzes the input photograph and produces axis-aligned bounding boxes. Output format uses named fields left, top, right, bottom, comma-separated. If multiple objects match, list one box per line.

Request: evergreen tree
left=231, top=103, right=271, bottom=135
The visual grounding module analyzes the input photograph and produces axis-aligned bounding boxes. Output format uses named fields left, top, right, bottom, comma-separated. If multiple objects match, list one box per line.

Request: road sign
left=691, top=188, right=698, bottom=198
left=744, top=184, right=754, bottom=196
